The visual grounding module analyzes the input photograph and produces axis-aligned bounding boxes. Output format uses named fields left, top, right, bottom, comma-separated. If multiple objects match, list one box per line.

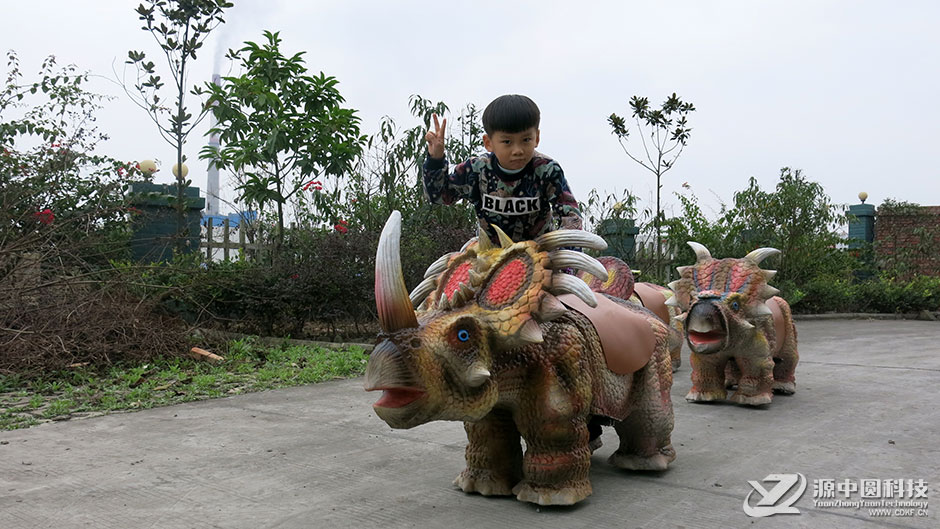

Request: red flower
left=338, top=219, right=348, bottom=226
left=334, top=224, right=348, bottom=234
left=34, top=208, right=54, bottom=225
left=290, top=273, right=300, bottom=280
left=302, top=180, right=324, bottom=191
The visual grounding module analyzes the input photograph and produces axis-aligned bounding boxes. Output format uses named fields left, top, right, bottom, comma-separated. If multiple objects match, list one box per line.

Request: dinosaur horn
left=375, top=211, right=418, bottom=332
left=535, top=230, right=608, bottom=252
left=409, top=276, right=438, bottom=307
left=476, top=226, right=494, bottom=251
left=492, top=225, right=515, bottom=248
left=548, top=250, right=608, bottom=279
left=687, top=241, right=712, bottom=262
left=424, top=252, right=453, bottom=279
left=550, top=273, right=599, bottom=308
left=460, top=237, right=478, bottom=252
left=745, top=247, right=781, bottom=265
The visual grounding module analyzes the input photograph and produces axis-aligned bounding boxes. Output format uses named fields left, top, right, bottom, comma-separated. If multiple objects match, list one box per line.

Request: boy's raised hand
left=425, top=113, right=446, bottom=159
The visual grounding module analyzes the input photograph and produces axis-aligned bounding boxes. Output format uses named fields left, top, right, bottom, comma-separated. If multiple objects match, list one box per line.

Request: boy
left=423, top=94, right=582, bottom=242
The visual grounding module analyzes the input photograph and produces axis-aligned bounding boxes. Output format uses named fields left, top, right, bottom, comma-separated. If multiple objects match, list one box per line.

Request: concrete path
left=1, top=320, right=938, bottom=528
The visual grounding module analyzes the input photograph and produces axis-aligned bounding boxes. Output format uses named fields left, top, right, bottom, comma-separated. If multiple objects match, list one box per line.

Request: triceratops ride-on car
left=667, top=242, right=799, bottom=406
left=365, top=211, right=676, bottom=506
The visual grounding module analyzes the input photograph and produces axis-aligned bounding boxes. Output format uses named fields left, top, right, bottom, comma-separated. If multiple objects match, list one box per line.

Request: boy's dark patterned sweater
left=423, top=151, right=582, bottom=241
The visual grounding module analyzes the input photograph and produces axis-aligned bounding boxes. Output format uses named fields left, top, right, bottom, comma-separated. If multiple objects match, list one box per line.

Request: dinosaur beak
left=375, top=211, right=418, bottom=333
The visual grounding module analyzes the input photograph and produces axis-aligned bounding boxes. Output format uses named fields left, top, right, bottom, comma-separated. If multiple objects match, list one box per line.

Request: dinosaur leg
left=725, top=358, right=741, bottom=389
left=513, top=416, right=592, bottom=506
left=610, top=359, right=676, bottom=471
left=686, top=353, right=728, bottom=402
left=773, top=323, right=799, bottom=395
left=454, top=410, right=522, bottom=496
left=729, top=353, right=774, bottom=406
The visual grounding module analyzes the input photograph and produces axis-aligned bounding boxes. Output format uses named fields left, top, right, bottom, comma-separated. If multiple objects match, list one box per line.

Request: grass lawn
left=0, top=338, right=369, bottom=430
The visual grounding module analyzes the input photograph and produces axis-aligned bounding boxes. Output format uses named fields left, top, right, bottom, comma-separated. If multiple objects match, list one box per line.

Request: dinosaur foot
left=729, top=392, right=772, bottom=406
left=773, top=380, right=796, bottom=395
left=454, top=469, right=516, bottom=496
left=685, top=389, right=727, bottom=403
left=608, top=445, right=676, bottom=471
left=512, top=480, right=592, bottom=506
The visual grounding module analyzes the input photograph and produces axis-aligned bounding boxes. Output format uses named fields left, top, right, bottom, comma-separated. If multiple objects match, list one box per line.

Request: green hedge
left=794, top=274, right=940, bottom=314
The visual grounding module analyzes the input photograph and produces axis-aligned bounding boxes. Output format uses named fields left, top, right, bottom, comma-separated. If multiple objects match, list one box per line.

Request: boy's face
left=483, top=127, right=540, bottom=171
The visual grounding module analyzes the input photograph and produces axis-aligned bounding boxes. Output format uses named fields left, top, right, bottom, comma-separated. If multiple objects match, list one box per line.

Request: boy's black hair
left=482, top=94, right=540, bottom=135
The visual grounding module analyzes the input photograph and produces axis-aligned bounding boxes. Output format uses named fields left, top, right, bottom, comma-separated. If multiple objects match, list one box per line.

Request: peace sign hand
left=425, top=113, right=446, bottom=159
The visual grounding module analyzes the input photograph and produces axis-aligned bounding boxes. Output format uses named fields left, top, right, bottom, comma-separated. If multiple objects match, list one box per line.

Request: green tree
left=125, top=0, right=231, bottom=252
left=200, top=30, right=365, bottom=250
left=344, top=95, right=478, bottom=233
left=2, top=51, right=143, bottom=265
left=609, top=93, right=695, bottom=277
left=730, top=168, right=848, bottom=288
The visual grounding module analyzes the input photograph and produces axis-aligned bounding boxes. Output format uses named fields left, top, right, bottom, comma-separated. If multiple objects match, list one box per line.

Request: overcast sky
left=3, top=1, right=939, bottom=221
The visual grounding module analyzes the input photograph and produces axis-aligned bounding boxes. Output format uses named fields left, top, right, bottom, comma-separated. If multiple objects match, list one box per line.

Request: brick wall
left=874, top=205, right=940, bottom=277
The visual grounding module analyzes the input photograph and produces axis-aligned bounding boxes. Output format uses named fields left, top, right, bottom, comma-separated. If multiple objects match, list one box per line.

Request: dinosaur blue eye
left=457, top=329, right=470, bottom=342
left=731, top=301, right=740, bottom=311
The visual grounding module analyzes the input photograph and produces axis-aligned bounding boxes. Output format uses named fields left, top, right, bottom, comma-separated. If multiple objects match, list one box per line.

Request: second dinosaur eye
left=457, top=329, right=470, bottom=342
left=731, top=301, right=740, bottom=311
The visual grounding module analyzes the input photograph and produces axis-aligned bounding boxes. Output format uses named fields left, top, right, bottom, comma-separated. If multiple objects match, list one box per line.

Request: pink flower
left=34, top=208, right=54, bottom=225
left=334, top=224, right=348, bottom=234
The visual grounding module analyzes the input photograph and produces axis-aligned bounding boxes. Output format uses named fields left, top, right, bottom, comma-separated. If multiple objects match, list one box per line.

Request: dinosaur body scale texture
left=366, top=212, right=675, bottom=506
left=668, top=243, right=799, bottom=406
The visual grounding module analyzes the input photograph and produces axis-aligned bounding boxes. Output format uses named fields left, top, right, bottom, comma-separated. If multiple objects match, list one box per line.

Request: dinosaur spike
left=452, top=283, right=475, bottom=307
left=536, top=293, right=568, bottom=322
left=762, top=270, right=777, bottom=282
left=465, top=364, right=491, bottom=387
left=535, top=229, right=608, bottom=252
left=468, top=269, right=486, bottom=287
left=492, top=225, right=515, bottom=248
left=676, top=265, right=691, bottom=276
left=438, top=292, right=450, bottom=310
left=750, top=303, right=773, bottom=317
left=745, top=247, right=781, bottom=265
left=739, top=320, right=755, bottom=330
left=409, top=276, right=438, bottom=307
left=424, top=252, right=453, bottom=279
left=548, top=250, right=608, bottom=279
left=459, top=237, right=478, bottom=252
left=687, top=241, right=712, bottom=263
left=673, top=312, right=688, bottom=323
left=518, top=318, right=544, bottom=344
left=761, top=285, right=780, bottom=299
left=476, top=226, right=494, bottom=251
left=665, top=296, right=680, bottom=307
left=550, top=273, right=599, bottom=308
left=667, top=280, right=681, bottom=292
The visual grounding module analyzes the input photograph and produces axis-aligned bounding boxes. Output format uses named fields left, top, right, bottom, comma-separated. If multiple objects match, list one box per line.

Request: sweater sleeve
left=423, top=153, right=477, bottom=205
left=544, top=162, right=583, bottom=231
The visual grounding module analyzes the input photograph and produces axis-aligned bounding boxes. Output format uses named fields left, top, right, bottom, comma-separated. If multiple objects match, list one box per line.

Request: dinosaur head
left=365, top=211, right=607, bottom=429
left=667, top=242, right=780, bottom=355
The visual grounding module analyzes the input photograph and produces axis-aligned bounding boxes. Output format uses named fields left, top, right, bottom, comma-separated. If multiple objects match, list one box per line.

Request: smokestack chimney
left=206, top=73, right=222, bottom=216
